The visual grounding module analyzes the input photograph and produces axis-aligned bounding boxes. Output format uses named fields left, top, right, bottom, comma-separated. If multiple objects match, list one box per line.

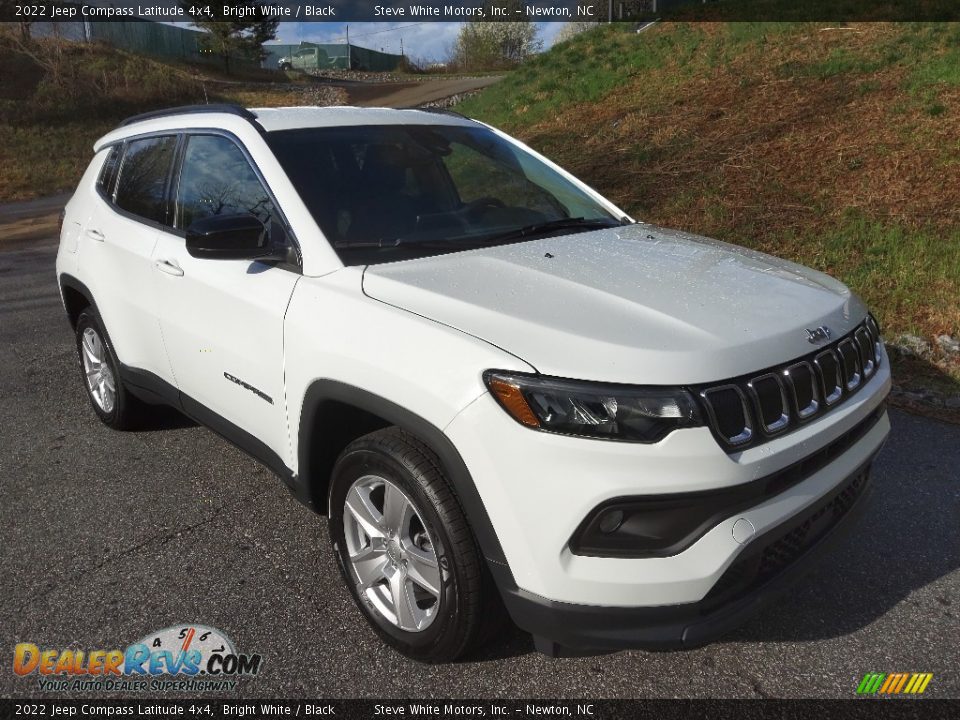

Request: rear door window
left=114, top=135, right=178, bottom=226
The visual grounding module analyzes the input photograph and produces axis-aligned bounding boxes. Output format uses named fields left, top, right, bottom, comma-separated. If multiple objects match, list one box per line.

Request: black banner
left=2, top=700, right=960, bottom=720
left=2, top=0, right=960, bottom=23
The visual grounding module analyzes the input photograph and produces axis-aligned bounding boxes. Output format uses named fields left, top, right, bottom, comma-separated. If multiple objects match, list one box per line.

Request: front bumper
left=445, top=351, right=891, bottom=650
left=447, top=359, right=890, bottom=605
left=500, top=455, right=875, bottom=655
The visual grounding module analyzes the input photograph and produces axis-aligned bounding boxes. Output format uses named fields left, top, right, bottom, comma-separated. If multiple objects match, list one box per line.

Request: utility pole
left=345, top=24, right=351, bottom=69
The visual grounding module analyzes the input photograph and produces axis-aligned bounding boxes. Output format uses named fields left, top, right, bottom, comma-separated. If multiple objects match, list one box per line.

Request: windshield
left=265, top=124, right=623, bottom=265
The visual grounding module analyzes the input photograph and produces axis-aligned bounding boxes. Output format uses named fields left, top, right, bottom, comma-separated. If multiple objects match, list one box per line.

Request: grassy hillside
left=1, top=25, right=956, bottom=401
left=0, top=39, right=335, bottom=201
left=460, top=22, right=960, bottom=399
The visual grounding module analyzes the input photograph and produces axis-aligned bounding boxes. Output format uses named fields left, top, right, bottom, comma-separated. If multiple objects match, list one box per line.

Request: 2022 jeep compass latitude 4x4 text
left=56, top=104, right=891, bottom=662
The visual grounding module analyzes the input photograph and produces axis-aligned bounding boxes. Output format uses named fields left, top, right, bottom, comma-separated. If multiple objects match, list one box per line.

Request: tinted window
left=114, top=136, right=177, bottom=225
left=176, top=135, right=275, bottom=231
left=97, top=145, right=121, bottom=198
left=443, top=141, right=564, bottom=216
left=266, top=125, right=619, bottom=265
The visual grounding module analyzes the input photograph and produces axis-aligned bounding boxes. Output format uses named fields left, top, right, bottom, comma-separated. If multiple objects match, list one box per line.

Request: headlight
left=483, top=371, right=703, bottom=443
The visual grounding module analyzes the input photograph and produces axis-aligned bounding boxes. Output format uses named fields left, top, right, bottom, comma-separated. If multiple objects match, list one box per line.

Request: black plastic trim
left=179, top=393, right=293, bottom=482
left=118, top=104, right=261, bottom=130
left=509, top=454, right=878, bottom=656
left=297, top=380, right=512, bottom=571
left=403, top=107, right=473, bottom=121
left=569, top=403, right=886, bottom=559
left=119, top=366, right=178, bottom=407
left=116, top=364, right=294, bottom=485
left=58, top=274, right=97, bottom=326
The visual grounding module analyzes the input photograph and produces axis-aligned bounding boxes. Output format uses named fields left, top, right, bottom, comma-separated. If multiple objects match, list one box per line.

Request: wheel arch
left=297, top=380, right=511, bottom=572
left=59, top=274, right=96, bottom=330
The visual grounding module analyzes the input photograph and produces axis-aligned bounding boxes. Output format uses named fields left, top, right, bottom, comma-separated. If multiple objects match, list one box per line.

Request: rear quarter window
left=96, top=145, right=121, bottom=198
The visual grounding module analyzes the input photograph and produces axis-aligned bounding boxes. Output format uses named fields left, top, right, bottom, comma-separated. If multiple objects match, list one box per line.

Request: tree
left=451, top=1, right=542, bottom=71
left=556, top=0, right=600, bottom=43
left=0, top=20, right=70, bottom=90
left=555, top=10, right=603, bottom=45
left=188, top=2, right=279, bottom=74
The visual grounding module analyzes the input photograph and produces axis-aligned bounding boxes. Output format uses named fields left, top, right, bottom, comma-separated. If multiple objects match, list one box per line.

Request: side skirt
left=119, top=364, right=296, bottom=489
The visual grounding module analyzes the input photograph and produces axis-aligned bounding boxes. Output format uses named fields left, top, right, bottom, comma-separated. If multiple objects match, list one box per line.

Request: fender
left=297, top=380, right=513, bottom=575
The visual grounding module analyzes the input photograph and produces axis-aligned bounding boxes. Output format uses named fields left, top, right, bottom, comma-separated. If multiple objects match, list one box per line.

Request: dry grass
left=461, top=22, right=960, bottom=396
left=0, top=39, right=345, bottom=200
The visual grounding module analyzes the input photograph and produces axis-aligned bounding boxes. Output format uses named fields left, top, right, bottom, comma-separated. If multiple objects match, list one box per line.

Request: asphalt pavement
left=1, top=236, right=958, bottom=699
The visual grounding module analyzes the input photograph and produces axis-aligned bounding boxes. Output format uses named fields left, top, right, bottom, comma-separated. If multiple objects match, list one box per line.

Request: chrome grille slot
left=747, top=373, right=790, bottom=434
left=701, top=385, right=752, bottom=446
left=865, top=315, right=883, bottom=367
left=855, top=327, right=876, bottom=378
left=814, top=349, right=843, bottom=406
left=838, top=339, right=862, bottom=390
left=783, top=361, right=819, bottom=420
left=698, top=318, right=883, bottom=451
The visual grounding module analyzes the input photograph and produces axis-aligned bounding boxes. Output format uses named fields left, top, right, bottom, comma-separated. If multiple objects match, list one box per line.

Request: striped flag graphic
left=857, top=672, right=933, bottom=695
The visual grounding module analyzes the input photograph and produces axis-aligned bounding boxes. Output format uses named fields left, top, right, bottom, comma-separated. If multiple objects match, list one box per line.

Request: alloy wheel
left=81, top=327, right=116, bottom=414
left=342, top=475, right=442, bottom=632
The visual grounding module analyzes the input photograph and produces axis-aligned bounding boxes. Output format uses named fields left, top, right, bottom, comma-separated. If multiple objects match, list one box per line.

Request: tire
left=329, top=427, right=498, bottom=662
left=74, top=308, right=147, bottom=430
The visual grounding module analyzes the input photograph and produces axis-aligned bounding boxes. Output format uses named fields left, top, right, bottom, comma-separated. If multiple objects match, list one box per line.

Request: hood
left=362, top=224, right=867, bottom=385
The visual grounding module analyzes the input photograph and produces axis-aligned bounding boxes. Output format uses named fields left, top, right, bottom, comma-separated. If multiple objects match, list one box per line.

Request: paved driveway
left=0, top=237, right=957, bottom=699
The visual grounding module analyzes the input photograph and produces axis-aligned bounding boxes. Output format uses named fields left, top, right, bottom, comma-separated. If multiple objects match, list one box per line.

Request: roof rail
left=118, top=104, right=259, bottom=128
left=404, top=106, right=472, bottom=121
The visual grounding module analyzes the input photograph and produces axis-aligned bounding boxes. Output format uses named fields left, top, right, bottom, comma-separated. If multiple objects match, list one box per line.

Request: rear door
left=150, top=132, right=300, bottom=467
left=77, top=135, right=178, bottom=385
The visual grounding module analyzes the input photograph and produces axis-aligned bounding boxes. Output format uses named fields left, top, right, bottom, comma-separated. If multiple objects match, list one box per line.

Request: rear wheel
left=329, top=427, right=497, bottom=662
left=74, top=308, right=148, bottom=430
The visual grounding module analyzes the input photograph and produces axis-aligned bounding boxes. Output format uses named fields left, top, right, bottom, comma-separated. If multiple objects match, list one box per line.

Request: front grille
left=698, top=316, right=883, bottom=451
left=702, top=465, right=871, bottom=611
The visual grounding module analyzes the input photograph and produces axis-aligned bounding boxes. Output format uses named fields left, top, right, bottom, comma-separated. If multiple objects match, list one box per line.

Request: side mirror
left=185, top=213, right=279, bottom=261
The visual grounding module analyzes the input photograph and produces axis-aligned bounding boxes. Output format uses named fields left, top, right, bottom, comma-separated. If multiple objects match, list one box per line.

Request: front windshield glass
left=265, top=123, right=623, bottom=265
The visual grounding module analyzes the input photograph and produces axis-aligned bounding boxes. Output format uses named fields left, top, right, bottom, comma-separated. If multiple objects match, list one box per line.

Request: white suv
left=56, top=104, right=891, bottom=662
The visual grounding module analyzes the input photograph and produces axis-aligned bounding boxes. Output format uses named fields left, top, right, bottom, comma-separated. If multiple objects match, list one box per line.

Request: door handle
left=154, top=259, right=184, bottom=277
left=85, top=229, right=105, bottom=242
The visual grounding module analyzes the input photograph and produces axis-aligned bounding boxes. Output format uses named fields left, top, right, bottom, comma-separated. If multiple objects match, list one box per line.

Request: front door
left=151, top=133, right=300, bottom=467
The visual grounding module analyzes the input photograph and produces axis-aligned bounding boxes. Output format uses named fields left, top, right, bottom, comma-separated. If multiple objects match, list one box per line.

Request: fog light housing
left=598, top=509, right=624, bottom=534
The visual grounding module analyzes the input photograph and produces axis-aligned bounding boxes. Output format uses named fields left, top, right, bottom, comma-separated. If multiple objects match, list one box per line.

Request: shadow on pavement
left=727, top=408, right=959, bottom=644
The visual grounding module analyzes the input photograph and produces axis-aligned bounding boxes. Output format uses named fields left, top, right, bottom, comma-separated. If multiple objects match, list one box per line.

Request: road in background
left=344, top=76, right=500, bottom=107
left=0, top=232, right=958, bottom=699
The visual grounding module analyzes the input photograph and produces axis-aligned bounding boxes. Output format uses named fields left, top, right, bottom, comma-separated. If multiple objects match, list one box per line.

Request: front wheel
left=329, top=428, right=495, bottom=662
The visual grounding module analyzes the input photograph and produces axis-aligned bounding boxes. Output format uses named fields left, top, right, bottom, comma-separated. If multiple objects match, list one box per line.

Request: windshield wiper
left=333, top=238, right=463, bottom=249
left=333, top=217, right=628, bottom=251
left=478, top=217, right=625, bottom=245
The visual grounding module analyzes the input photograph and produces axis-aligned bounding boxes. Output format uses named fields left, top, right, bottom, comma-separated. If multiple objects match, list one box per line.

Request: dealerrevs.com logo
left=13, top=625, right=262, bottom=693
